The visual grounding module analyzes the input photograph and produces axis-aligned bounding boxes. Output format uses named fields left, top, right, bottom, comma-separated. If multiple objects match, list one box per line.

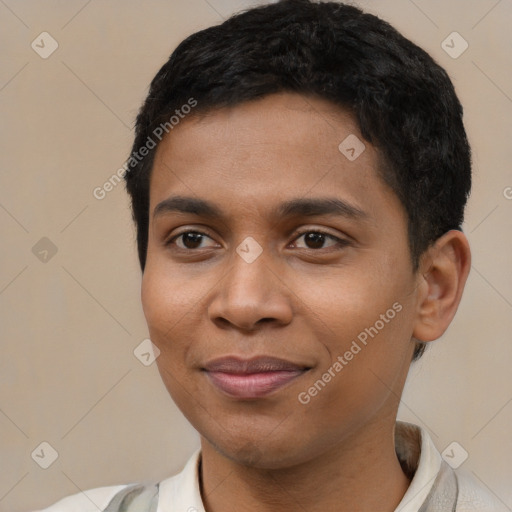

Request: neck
left=199, top=418, right=411, bottom=512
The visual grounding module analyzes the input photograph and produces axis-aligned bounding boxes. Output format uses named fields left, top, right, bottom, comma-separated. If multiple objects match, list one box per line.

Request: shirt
left=35, top=421, right=507, bottom=511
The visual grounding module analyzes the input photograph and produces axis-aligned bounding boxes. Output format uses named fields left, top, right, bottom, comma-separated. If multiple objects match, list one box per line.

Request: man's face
left=142, top=92, right=421, bottom=469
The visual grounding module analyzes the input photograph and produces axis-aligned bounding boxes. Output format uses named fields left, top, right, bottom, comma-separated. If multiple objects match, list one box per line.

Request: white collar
left=157, top=421, right=441, bottom=512
left=158, top=446, right=205, bottom=512
left=394, top=421, right=442, bottom=511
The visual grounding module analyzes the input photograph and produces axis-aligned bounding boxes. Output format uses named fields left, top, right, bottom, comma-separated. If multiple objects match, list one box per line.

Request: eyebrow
left=153, top=195, right=368, bottom=222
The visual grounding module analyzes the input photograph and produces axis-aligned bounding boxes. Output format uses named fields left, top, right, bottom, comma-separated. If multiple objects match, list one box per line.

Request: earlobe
left=412, top=230, right=471, bottom=343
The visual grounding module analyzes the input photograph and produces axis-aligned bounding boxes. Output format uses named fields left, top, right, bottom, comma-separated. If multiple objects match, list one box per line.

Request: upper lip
left=202, top=356, right=309, bottom=374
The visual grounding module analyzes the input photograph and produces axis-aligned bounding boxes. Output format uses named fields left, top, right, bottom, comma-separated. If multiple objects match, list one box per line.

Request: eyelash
left=166, top=229, right=350, bottom=252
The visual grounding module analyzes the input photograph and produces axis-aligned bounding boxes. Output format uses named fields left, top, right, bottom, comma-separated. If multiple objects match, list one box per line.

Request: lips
left=202, top=356, right=309, bottom=399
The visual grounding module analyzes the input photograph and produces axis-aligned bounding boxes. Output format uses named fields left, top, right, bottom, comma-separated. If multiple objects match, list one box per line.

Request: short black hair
left=124, top=0, right=472, bottom=361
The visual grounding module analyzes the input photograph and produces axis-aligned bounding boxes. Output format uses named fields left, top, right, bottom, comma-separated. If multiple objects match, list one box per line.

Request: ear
left=412, top=230, right=471, bottom=342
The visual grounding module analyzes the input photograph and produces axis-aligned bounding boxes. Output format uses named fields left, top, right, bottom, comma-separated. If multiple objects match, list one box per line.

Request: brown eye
left=303, top=232, right=328, bottom=249
left=293, top=230, right=348, bottom=250
left=167, top=231, right=217, bottom=250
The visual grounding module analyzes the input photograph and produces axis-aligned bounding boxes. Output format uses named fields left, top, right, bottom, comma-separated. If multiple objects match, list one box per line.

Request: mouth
left=202, top=356, right=310, bottom=399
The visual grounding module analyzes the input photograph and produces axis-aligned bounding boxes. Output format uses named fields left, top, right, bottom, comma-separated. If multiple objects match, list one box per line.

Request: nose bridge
left=208, top=244, right=292, bottom=329
left=227, top=248, right=269, bottom=298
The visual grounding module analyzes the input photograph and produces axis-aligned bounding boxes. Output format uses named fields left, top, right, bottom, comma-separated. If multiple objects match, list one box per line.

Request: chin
left=201, top=422, right=328, bottom=471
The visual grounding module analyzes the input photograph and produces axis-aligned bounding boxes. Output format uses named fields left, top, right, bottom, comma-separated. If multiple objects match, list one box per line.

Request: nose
left=208, top=249, right=293, bottom=331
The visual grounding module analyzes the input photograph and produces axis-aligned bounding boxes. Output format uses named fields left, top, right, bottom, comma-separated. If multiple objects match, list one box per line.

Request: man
left=38, top=0, right=506, bottom=510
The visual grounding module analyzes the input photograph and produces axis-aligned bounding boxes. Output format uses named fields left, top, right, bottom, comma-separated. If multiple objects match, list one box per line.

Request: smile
left=202, top=356, right=310, bottom=399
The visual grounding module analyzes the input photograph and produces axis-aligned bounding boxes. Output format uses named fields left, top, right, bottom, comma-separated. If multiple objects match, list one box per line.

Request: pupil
left=306, top=233, right=324, bottom=249
left=183, top=232, right=202, bottom=249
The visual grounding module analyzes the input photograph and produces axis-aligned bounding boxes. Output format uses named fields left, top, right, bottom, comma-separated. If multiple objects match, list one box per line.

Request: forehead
left=148, top=92, right=396, bottom=224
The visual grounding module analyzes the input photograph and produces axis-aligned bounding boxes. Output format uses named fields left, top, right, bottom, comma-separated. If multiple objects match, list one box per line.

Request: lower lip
left=205, top=370, right=305, bottom=399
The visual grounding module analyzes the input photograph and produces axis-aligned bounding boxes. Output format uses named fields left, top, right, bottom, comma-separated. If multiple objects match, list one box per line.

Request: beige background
left=1, top=0, right=511, bottom=510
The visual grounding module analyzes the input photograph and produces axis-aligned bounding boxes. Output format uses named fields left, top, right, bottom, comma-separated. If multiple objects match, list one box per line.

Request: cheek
left=295, top=263, right=415, bottom=387
left=141, top=266, right=191, bottom=358
left=296, top=264, right=408, bottom=337
left=141, top=261, right=219, bottom=379
left=295, top=298, right=413, bottom=440
left=141, top=262, right=198, bottom=331
left=141, top=267, right=202, bottom=406
left=141, top=269, right=168, bottom=336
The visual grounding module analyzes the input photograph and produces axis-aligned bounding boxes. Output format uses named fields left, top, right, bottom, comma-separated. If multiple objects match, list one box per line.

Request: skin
left=141, top=92, right=471, bottom=512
